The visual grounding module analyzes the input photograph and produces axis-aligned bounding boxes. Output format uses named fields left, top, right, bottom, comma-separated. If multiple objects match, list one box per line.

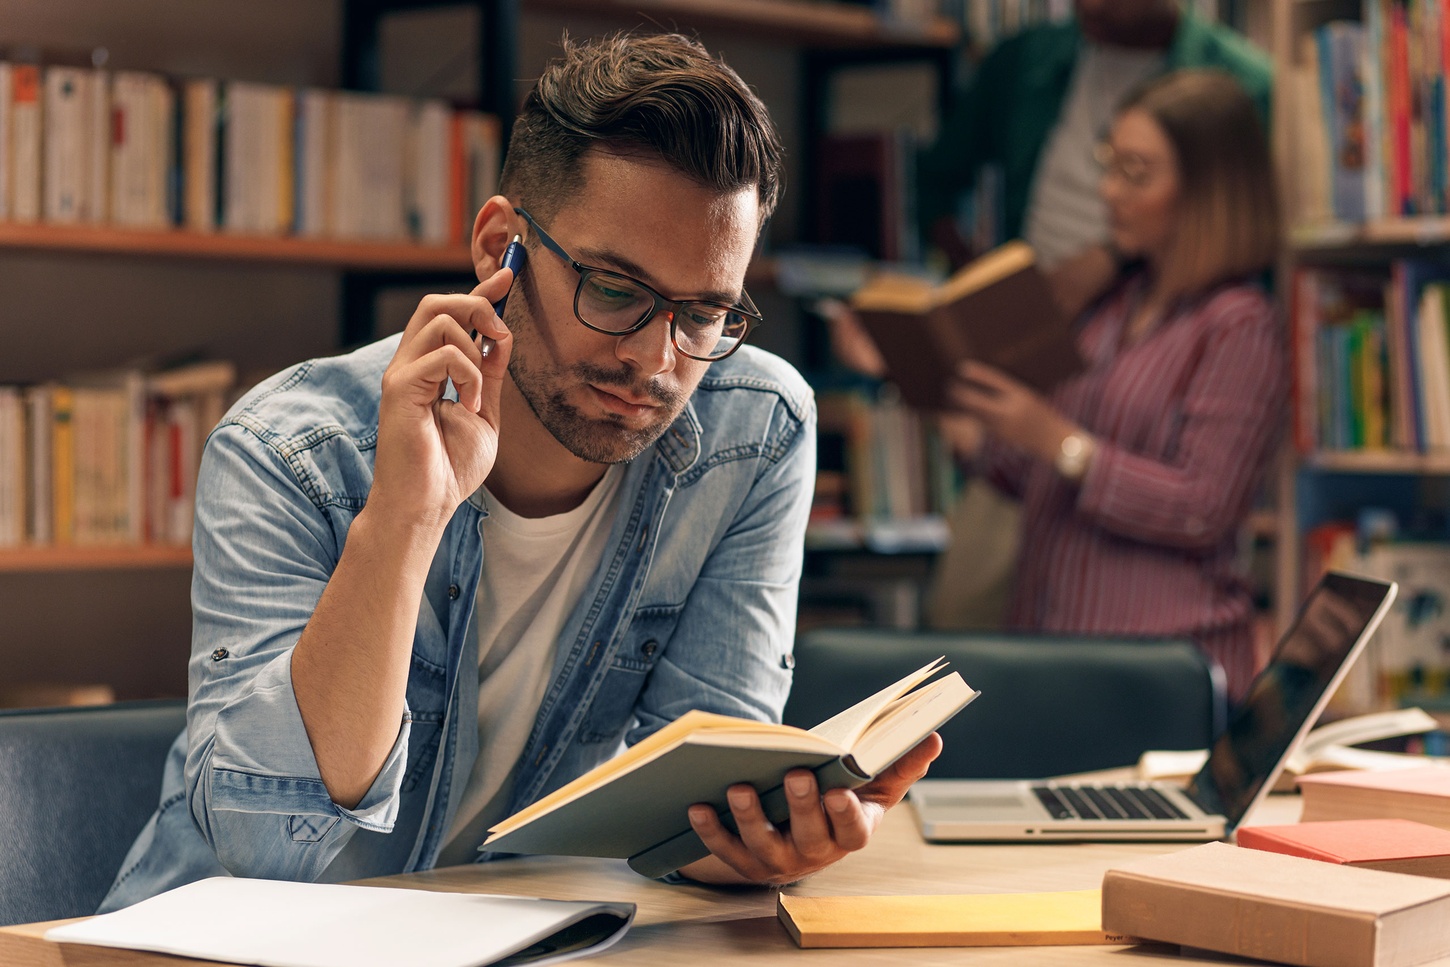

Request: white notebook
left=46, top=877, right=635, bottom=967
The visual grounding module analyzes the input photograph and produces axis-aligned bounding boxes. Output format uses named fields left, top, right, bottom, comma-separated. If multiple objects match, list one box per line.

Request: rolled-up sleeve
left=184, top=422, right=411, bottom=881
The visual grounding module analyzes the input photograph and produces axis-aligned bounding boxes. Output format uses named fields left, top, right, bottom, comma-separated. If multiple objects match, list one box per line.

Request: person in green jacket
left=917, top=0, right=1271, bottom=316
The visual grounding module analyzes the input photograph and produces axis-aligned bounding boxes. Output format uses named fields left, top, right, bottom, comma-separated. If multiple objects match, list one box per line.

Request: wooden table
left=0, top=791, right=1327, bottom=967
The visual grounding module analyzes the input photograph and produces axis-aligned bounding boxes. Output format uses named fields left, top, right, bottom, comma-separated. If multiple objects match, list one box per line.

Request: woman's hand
left=817, top=299, right=888, bottom=379
left=947, top=361, right=1080, bottom=463
left=366, top=267, right=516, bottom=533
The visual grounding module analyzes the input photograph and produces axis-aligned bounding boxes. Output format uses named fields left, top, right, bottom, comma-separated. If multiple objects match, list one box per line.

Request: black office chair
left=783, top=628, right=1226, bottom=779
left=0, top=699, right=185, bottom=926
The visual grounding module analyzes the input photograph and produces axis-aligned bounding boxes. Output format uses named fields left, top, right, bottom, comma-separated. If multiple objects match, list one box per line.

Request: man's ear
left=472, top=196, right=518, bottom=284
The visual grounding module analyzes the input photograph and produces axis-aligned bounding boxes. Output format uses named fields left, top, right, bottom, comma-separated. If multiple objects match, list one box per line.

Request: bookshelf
left=1271, top=0, right=1450, bottom=710
left=0, top=0, right=968, bottom=701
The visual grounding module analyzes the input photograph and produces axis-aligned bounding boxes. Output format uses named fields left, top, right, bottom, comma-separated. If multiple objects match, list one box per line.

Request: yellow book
left=777, top=889, right=1142, bottom=949
left=276, top=87, right=294, bottom=233
left=50, top=385, right=74, bottom=544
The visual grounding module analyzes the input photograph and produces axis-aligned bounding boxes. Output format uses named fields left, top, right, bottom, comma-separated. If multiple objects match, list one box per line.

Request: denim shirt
left=101, top=334, right=815, bottom=911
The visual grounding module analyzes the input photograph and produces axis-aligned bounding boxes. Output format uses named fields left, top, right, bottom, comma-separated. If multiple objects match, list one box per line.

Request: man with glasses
left=101, top=31, right=940, bottom=911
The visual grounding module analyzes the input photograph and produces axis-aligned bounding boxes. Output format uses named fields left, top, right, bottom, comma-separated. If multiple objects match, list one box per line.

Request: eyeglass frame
left=1092, top=142, right=1168, bottom=189
left=511, top=206, right=763, bottom=362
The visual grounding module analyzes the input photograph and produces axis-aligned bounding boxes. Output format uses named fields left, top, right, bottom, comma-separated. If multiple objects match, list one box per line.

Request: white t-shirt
left=438, top=465, right=625, bottom=864
left=1022, top=42, right=1164, bottom=268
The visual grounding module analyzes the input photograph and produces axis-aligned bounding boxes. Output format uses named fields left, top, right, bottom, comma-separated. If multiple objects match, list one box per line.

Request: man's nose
left=615, top=306, right=677, bottom=375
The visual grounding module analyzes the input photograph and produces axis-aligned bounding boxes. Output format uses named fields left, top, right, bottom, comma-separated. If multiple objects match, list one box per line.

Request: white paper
left=45, top=877, right=635, bottom=967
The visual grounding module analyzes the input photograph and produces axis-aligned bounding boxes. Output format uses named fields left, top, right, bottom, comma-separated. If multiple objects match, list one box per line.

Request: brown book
left=778, top=889, right=1142, bottom=949
left=1237, top=819, right=1450, bottom=878
left=1101, top=841, right=1450, bottom=967
left=849, top=241, right=1084, bottom=411
left=1298, top=765, right=1450, bottom=830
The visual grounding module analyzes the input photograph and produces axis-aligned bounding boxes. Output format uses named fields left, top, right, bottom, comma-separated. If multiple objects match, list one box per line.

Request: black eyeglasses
left=513, top=207, right=762, bottom=362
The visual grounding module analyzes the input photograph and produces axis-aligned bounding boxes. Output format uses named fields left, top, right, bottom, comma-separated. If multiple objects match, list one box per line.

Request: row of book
left=0, top=61, right=501, bottom=244
left=813, top=387, right=962, bottom=532
left=1294, top=5, right=1450, bottom=225
left=0, top=361, right=237, bottom=549
left=1291, top=262, right=1450, bottom=454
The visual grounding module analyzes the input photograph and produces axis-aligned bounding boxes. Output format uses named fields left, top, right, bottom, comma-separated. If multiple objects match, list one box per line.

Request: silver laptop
left=909, top=571, right=1397, bottom=842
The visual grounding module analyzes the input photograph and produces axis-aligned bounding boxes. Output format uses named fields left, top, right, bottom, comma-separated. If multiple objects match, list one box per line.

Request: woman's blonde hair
left=1119, top=69, right=1280, bottom=299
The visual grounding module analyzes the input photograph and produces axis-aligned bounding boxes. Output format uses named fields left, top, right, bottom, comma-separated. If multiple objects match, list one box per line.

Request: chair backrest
left=783, top=629, right=1226, bottom=779
left=0, top=699, right=185, bottom=926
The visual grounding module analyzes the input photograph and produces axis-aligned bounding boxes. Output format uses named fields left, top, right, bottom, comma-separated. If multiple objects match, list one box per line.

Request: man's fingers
left=398, top=268, right=513, bottom=352
left=687, top=803, right=764, bottom=881
left=855, top=733, right=943, bottom=809
left=724, top=784, right=790, bottom=868
left=385, top=344, right=485, bottom=414
left=780, top=771, right=836, bottom=863
left=471, top=264, right=515, bottom=304
left=821, top=789, right=871, bottom=852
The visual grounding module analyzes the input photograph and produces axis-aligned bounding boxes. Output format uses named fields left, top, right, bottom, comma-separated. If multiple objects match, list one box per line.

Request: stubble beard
left=507, top=274, right=688, bottom=465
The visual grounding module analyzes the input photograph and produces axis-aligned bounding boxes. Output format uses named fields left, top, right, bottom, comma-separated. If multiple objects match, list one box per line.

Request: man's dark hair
left=500, top=32, right=784, bottom=227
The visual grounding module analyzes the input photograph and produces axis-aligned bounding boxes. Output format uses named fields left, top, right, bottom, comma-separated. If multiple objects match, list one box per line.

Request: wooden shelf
left=0, top=222, right=474, bottom=272
left=0, top=545, right=194, bottom=573
left=1306, top=450, right=1450, bottom=474
left=526, top=0, right=959, bottom=48
left=1292, top=218, right=1450, bottom=251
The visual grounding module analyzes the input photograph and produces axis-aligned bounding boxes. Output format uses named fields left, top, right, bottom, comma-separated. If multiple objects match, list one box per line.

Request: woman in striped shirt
left=948, top=69, right=1284, bottom=701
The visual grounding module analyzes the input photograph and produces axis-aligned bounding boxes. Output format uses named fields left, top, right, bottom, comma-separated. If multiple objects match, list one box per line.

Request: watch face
left=1056, top=434, right=1089, bottom=479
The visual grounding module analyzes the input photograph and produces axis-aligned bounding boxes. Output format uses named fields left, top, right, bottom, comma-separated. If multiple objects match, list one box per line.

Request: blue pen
left=472, top=234, right=525, bottom=358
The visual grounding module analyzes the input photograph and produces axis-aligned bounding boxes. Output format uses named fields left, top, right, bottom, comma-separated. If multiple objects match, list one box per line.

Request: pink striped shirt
left=986, top=274, right=1286, bottom=701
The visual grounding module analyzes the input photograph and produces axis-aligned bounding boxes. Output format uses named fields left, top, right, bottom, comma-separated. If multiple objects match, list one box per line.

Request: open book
left=484, top=659, right=978, bottom=878
left=849, top=241, right=1084, bottom=411
left=1138, top=707, right=1442, bottom=792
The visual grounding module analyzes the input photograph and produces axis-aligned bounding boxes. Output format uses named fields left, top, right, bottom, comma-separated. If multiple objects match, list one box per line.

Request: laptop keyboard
left=1031, top=784, right=1188, bottom=821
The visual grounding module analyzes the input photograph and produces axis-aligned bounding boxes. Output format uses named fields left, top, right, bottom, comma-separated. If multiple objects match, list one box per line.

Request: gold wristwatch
left=1055, top=431, right=1095, bottom=481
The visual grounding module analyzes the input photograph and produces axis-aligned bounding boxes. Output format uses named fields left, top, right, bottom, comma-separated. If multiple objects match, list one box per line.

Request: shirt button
left=448, top=584, right=460, bottom=600
left=641, top=640, right=658, bottom=658
left=211, top=648, right=229, bottom=662
left=780, top=654, right=796, bottom=670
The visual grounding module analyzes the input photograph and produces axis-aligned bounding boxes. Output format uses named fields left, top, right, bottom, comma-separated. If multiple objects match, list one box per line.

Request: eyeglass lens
left=577, top=269, right=751, bottom=360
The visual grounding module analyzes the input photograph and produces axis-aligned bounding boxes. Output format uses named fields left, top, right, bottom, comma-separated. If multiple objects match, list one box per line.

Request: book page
left=807, top=657, right=948, bottom=749
left=848, top=673, right=978, bottom=776
left=932, top=240, right=1036, bottom=308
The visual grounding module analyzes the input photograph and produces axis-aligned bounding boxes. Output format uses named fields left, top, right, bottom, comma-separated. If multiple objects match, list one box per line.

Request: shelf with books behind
left=0, top=59, right=501, bottom=265
left=0, top=359, right=237, bottom=573
left=1268, top=0, right=1450, bottom=637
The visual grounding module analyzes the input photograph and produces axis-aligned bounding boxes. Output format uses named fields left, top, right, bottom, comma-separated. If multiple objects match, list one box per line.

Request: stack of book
left=1238, top=818, right=1450, bottom=878
left=0, top=360, right=236, bottom=548
left=1298, top=764, right=1450, bottom=829
left=1103, top=841, right=1450, bottom=967
left=0, top=60, right=500, bottom=244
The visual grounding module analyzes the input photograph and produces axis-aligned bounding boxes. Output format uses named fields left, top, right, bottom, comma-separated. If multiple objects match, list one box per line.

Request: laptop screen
left=1184, top=572, right=1395, bottom=829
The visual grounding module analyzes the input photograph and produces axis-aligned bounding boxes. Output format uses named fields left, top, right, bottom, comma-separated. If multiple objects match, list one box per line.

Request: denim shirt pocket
left=577, top=606, right=678, bottom=744
left=401, top=652, right=448, bottom=792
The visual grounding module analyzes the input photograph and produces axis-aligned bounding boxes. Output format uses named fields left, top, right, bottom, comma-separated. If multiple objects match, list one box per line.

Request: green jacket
left=917, top=13, right=1273, bottom=244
